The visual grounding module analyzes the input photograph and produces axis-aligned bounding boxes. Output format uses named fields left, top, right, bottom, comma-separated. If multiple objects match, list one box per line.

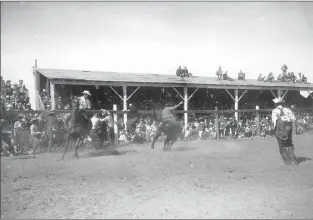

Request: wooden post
left=215, top=106, right=220, bottom=140
left=123, top=85, right=127, bottom=132
left=184, top=86, right=188, bottom=131
left=50, top=81, right=55, bottom=110
left=33, top=59, right=39, bottom=110
left=234, top=89, right=239, bottom=120
left=256, top=106, right=261, bottom=136
left=113, top=104, right=119, bottom=145
left=46, top=80, right=50, bottom=96
left=277, top=90, right=282, bottom=98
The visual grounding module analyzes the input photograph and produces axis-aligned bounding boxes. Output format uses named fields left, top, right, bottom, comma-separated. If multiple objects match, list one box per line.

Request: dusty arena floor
left=1, top=133, right=313, bottom=219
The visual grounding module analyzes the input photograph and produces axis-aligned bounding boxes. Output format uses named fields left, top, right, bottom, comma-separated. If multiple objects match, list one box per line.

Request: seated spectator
left=238, top=70, right=246, bottom=81
left=176, top=66, right=182, bottom=77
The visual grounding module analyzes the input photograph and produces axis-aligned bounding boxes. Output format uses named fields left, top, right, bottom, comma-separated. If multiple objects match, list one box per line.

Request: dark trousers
left=107, top=127, right=114, bottom=147
left=276, top=128, right=297, bottom=164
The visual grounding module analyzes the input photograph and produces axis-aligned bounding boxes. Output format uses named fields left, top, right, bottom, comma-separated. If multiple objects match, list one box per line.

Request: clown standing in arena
left=272, top=98, right=298, bottom=166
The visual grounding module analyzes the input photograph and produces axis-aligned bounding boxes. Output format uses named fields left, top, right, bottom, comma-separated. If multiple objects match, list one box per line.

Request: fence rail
left=1, top=107, right=312, bottom=115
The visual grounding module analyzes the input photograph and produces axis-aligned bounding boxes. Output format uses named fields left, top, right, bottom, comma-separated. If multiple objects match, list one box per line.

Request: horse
left=150, top=107, right=182, bottom=151
left=60, top=102, right=92, bottom=159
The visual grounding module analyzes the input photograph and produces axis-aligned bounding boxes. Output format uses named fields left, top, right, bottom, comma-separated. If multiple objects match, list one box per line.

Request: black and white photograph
left=1, top=0, right=313, bottom=218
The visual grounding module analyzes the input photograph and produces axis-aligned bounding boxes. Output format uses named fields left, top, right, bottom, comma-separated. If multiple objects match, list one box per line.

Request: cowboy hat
left=82, top=90, right=91, bottom=96
left=272, top=98, right=285, bottom=104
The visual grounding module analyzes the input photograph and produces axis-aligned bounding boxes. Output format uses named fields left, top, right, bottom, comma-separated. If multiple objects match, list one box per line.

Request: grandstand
left=33, top=68, right=313, bottom=129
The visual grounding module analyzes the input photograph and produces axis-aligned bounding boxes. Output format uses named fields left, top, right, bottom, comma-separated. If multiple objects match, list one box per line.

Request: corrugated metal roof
left=35, top=68, right=313, bottom=90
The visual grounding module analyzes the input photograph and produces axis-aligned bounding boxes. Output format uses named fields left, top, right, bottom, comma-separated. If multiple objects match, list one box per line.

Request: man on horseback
left=60, top=97, right=92, bottom=159
left=78, top=90, right=92, bottom=120
left=159, top=101, right=183, bottom=130
left=78, top=90, right=91, bottom=110
left=150, top=101, right=183, bottom=150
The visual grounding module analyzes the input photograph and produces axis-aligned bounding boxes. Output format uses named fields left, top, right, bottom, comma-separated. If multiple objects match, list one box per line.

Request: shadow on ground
left=87, top=149, right=125, bottom=158
left=171, top=147, right=198, bottom=152
left=297, top=157, right=312, bottom=164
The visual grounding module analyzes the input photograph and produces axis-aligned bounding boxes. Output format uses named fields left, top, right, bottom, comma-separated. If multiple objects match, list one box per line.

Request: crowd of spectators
left=258, top=65, right=308, bottom=83
left=2, top=108, right=312, bottom=156
left=1, top=76, right=31, bottom=111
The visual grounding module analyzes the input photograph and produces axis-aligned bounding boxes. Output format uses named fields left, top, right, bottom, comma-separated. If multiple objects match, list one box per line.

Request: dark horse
left=60, top=101, right=91, bottom=159
left=150, top=107, right=182, bottom=151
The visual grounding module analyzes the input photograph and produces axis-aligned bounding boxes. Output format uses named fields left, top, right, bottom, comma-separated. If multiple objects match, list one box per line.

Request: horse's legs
left=61, top=134, right=70, bottom=160
left=32, top=138, right=38, bottom=157
left=151, top=128, right=162, bottom=149
left=169, top=139, right=177, bottom=151
left=74, top=138, right=81, bottom=158
left=163, top=137, right=170, bottom=151
left=47, top=137, right=54, bottom=153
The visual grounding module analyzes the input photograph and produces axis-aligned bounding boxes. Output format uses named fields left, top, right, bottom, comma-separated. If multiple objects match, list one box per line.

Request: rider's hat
left=82, top=90, right=91, bottom=96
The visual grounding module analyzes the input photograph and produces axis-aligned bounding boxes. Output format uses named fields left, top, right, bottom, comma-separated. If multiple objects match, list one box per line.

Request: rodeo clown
left=271, top=97, right=298, bottom=166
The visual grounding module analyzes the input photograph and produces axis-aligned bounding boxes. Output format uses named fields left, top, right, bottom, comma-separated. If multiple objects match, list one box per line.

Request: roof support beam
left=225, top=89, right=235, bottom=101
left=109, top=86, right=123, bottom=100
left=127, top=86, right=140, bottom=101
left=282, top=90, right=288, bottom=99
left=270, top=90, right=277, bottom=98
left=172, top=87, right=183, bottom=100
left=238, top=89, right=248, bottom=102
left=188, top=88, right=199, bottom=101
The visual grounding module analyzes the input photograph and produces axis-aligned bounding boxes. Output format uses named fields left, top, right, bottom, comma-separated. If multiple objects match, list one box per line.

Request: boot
left=287, top=146, right=298, bottom=165
left=280, top=150, right=291, bottom=165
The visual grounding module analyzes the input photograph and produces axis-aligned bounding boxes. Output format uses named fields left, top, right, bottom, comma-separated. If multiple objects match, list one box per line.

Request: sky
left=1, top=1, right=313, bottom=106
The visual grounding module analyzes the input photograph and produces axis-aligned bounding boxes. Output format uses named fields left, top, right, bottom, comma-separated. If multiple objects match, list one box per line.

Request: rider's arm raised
left=169, top=101, right=183, bottom=111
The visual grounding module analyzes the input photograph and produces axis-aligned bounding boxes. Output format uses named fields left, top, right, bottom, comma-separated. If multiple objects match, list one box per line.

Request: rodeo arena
left=1, top=63, right=313, bottom=218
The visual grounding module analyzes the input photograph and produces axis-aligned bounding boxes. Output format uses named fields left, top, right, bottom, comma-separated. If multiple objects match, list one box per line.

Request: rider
left=159, top=101, right=183, bottom=130
left=78, top=90, right=91, bottom=110
left=78, top=90, right=91, bottom=120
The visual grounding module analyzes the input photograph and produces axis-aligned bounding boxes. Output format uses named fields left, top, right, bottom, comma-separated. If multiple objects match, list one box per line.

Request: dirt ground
left=1, top=133, right=313, bottom=219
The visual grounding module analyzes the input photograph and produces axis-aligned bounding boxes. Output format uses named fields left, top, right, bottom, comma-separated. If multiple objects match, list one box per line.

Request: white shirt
left=271, top=105, right=295, bottom=128
left=78, top=96, right=91, bottom=110
left=91, top=116, right=100, bottom=129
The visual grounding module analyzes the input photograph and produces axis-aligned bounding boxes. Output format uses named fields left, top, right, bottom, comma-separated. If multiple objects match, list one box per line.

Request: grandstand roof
left=35, top=68, right=313, bottom=91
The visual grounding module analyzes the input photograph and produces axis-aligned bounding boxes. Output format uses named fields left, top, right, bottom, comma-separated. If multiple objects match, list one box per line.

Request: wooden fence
left=2, top=107, right=312, bottom=142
